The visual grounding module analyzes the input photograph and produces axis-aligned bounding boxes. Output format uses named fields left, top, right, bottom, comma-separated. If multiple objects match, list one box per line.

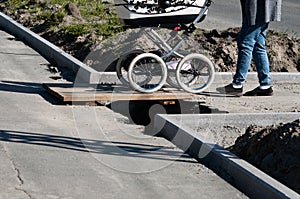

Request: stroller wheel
left=176, top=53, right=215, bottom=93
left=165, top=52, right=189, bottom=89
left=116, top=49, right=145, bottom=86
left=128, top=53, right=167, bottom=93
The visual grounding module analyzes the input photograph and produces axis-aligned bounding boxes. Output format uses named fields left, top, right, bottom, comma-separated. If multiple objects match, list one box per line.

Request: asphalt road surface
left=0, top=30, right=247, bottom=198
left=201, top=0, right=300, bottom=37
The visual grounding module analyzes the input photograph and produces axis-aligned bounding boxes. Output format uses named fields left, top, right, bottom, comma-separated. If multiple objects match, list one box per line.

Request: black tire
left=116, top=49, right=144, bottom=85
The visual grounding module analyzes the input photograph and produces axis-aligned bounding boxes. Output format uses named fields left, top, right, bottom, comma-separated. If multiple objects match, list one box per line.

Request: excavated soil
left=194, top=28, right=300, bottom=72
left=83, top=27, right=300, bottom=73
left=228, top=119, right=300, bottom=194
left=0, top=2, right=299, bottom=72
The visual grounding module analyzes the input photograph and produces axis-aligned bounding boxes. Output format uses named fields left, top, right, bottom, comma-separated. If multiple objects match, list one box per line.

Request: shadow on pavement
left=0, top=80, right=63, bottom=105
left=0, top=129, right=195, bottom=163
left=109, top=99, right=226, bottom=127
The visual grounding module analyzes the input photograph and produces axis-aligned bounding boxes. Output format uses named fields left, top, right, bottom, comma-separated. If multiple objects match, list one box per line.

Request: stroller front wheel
left=176, top=53, right=215, bottom=93
left=128, top=53, right=167, bottom=93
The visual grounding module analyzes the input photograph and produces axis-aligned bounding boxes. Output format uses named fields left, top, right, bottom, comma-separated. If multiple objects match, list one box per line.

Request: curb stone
left=155, top=113, right=300, bottom=199
left=0, top=12, right=103, bottom=84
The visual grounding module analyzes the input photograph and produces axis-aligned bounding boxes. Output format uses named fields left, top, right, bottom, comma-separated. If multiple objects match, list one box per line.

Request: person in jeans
left=217, top=0, right=282, bottom=96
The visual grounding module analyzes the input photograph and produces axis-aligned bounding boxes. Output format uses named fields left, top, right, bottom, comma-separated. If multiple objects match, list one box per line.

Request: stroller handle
left=192, top=0, right=212, bottom=24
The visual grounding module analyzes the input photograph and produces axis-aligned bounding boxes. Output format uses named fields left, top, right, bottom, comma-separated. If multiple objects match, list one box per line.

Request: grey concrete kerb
left=154, top=113, right=300, bottom=199
left=213, top=72, right=300, bottom=82
left=0, top=12, right=104, bottom=84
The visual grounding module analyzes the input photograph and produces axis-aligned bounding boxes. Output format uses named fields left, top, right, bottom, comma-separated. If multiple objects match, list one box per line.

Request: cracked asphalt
left=0, top=30, right=248, bottom=198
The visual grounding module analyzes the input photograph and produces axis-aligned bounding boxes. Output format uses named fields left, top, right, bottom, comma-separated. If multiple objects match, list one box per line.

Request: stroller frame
left=116, top=0, right=215, bottom=93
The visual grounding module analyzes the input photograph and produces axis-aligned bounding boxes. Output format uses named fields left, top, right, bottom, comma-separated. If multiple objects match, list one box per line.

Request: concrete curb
left=213, top=72, right=300, bottom=83
left=40, top=70, right=300, bottom=85
left=155, top=113, right=300, bottom=199
left=0, top=12, right=103, bottom=84
left=91, top=71, right=300, bottom=86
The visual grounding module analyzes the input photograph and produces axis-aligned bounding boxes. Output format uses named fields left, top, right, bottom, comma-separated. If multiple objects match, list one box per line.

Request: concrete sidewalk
left=196, top=72, right=300, bottom=114
left=0, top=30, right=247, bottom=198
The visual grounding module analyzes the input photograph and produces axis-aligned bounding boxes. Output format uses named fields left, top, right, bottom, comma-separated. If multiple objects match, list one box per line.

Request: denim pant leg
left=252, top=24, right=271, bottom=86
left=233, top=21, right=268, bottom=86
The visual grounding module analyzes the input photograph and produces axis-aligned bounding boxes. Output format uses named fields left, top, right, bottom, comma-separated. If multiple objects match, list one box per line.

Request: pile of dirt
left=0, top=2, right=299, bottom=72
left=194, top=28, right=300, bottom=72
left=83, top=27, right=300, bottom=73
left=228, top=119, right=300, bottom=194
left=38, top=27, right=300, bottom=72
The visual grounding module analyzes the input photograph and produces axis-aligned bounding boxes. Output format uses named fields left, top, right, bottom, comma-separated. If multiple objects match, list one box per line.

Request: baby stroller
left=114, top=0, right=215, bottom=93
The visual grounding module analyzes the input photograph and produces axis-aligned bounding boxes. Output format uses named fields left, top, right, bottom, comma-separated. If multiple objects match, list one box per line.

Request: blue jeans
left=233, top=20, right=270, bottom=86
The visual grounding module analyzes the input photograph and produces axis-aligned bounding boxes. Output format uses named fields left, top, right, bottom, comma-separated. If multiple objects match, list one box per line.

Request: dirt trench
left=228, top=119, right=300, bottom=194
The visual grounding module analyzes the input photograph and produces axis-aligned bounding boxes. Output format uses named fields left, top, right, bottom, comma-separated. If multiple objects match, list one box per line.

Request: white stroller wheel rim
left=128, top=53, right=167, bottom=93
left=176, top=53, right=215, bottom=93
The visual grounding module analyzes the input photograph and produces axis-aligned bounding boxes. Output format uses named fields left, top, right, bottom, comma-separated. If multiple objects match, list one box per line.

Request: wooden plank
left=43, top=83, right=194, bottom=102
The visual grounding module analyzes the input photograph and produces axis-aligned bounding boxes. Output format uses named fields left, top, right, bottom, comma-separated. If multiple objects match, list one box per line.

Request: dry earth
left=228, top=119, right=300, bottom=194
left=83, top=27, right=300, bottom=74
left=0, top=2, right=299, bottom=72
left=194, top=28, right=300, bottom=72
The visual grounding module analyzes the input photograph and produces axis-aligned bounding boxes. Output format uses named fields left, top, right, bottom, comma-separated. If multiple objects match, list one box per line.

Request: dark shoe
left=244, top=86, right=273, bottom=96
left=216, top=84, right=243, bottom=96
